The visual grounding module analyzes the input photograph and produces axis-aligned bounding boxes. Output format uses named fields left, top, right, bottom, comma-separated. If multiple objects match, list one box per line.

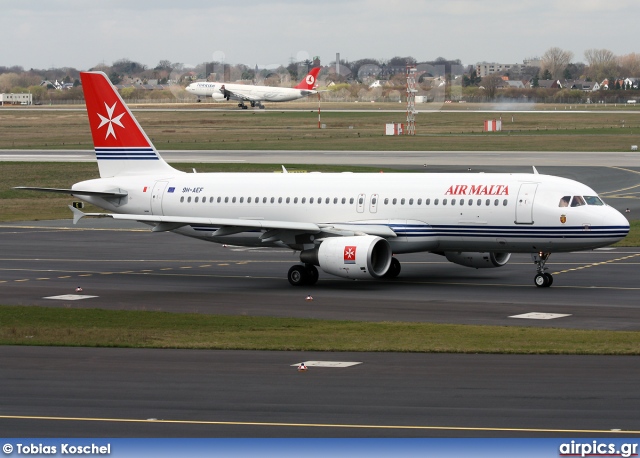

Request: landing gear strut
left=238, top=102, right=248, bottom=109
left=287, top=264, right=319, bottom=286
left=383, top=257, right=401, bottom=279
left=250, top=101, right=265, bottom=109
left=532, top=252, right=553, bottom=287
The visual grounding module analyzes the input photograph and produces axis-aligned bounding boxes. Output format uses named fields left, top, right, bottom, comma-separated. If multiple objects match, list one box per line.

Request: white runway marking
left=291, top=361, right=362, bottom=368
left=509, top=312, right=572, bottom=320
left=44, top=294, right=98, bottom=300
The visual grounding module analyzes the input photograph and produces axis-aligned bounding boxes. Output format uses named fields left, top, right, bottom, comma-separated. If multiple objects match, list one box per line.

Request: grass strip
left=1, top=305, right=639, bottom=355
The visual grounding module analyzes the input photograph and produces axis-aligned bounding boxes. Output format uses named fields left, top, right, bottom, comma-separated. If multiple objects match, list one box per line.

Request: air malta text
left=445, top=185, right=509, bottom=196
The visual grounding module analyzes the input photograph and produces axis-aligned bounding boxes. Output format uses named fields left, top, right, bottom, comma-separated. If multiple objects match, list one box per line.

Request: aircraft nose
left=608, top=206, right=630, bottom=240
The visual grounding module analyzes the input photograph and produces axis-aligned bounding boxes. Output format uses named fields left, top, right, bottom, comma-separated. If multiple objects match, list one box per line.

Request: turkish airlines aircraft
left=18, top=71, right=630, bottom=288
left=185, top=67, right=320, bottom=109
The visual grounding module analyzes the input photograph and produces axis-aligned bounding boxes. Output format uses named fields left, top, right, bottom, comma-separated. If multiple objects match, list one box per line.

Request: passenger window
left=392, top=198, right=397, bottom=205
left=278, top=197, right=283, bottom=203
left=350, top=198, right=354, bottom=204
left=494, top=199, right=499, bottom=206
left=333, top=197, right=338, bottom=204
left=187, top=196, right=192, bottom=203
left=571, top=196, right=586, bottom=207
left=400, top=198, right=405, bottom=205
left=263, top=197, right=267, bottom=203
left=239, top=197, right=244, bottom=203
left=503, top=199, right=508, bottom=206
left=195, top=197, right=199, bottom=203
left=434, top=199, right=439, bottom=205
left=294, top=197, right=298, bottom=204
left=559, top=196, right=571, bottom=207
left=326, top=197, right=330, bottom=204
left=232, top=197, right=236, bottom=203
left=459, top=199, right=464, bottom=206
left=409, top=198, right=414, bottom=205
left=286, top=197, right=290, bottom=204
left=210, top=197, right=214, bottom=203
left=217, top=197, right=222, bottom=203
left=310, top=197, right=314, bottom=204
left=485, top=199, right=490, bottom=206
left=302, top=197, right=306, bottom=204
left=417, top=198, right=422, bottom=205
left=270, top=197, right=275, bottom=203
left=180, top=196, right=184, bottom=203
left=372, top=197, right=377, bottom=205
left=247, top=197, right=252, bottom=203
left=443, top=199, right=447, bottom=205
left=342, top=198, right=346, bottom=204
left=426, top=198, right=430, bottom=205
left=469, top=199, right=474, bottom=206
left=384, top=198, right=389, bottom=205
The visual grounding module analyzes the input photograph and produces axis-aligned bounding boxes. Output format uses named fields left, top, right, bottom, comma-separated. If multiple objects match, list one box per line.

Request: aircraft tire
left=534, top=273, right=550, bottom=287
left=288, top=265, right=309, bottom=286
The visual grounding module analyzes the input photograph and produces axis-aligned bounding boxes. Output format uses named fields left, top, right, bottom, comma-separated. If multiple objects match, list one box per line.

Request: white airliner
left=185, top=67, right=320, bottom=109
left=17, top=71, right=630, bottom=288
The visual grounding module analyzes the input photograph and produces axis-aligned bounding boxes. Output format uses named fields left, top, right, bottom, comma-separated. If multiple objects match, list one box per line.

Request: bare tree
left=618, top=53, right=640, bottom=77
left=584, top=49, right=618, bottom=82
left=481, top=74, right=502, bottom=99
left=541, top=47, right=573, bottom=79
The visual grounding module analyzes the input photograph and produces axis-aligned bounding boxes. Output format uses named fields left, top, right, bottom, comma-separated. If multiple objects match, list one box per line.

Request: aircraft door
left=357, top=193, right=366, bottom=213
left=151, top=181, right=168, bottom=215
left=515, top=183, right=538, bottom=224
left=369, top=193, right=379, bottom=213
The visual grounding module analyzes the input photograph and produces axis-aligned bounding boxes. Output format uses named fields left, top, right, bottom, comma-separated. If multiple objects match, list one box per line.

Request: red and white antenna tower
left=406, top=65, right=417, bottom=135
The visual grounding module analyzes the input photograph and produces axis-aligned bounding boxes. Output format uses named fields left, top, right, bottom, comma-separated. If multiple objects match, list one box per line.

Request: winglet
left=532, top=166, right=539, bottom=175
left=69, top=205, right=86, bottom=225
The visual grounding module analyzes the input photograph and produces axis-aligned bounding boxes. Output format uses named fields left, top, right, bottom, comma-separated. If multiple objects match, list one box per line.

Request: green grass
left=2, top=109, right=640, bottom=151
left=1, top=305, right=639, bottom=354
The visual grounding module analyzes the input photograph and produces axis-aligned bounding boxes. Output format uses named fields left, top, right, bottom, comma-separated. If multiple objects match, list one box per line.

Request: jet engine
left=300, top=236, right=393, bottom=280
left=443, top=251, right=511, bottom=269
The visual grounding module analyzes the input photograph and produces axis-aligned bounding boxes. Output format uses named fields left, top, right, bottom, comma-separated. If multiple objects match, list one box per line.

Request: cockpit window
left=584, top=196, right=604, bottom=206
left=559, top=196, right=571, bottom=207
left=570, top=196, right=586, bottom=207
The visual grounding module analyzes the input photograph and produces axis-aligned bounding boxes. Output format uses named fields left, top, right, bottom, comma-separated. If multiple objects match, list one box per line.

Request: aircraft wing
left=69, top=206, right=397, bottom=239
left=219, top=86, right=255, bottom=103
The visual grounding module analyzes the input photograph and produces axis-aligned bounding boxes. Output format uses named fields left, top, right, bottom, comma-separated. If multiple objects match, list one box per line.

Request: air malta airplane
left=17, top=71, right=629, bottom=288
left=185, top=67, right=320, bottom=109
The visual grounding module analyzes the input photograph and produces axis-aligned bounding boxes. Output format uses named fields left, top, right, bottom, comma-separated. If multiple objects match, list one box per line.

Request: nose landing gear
left=532, top=252, right=553, bottom=287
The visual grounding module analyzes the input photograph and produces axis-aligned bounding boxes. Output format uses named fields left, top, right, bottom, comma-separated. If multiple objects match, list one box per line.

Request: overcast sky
left=3, top=0, right=639, bottom=71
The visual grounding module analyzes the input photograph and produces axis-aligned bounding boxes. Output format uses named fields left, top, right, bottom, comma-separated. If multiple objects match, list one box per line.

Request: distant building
left=476, top=59, right=541, bottom=78
left=0, top=93, right=33, bottom=105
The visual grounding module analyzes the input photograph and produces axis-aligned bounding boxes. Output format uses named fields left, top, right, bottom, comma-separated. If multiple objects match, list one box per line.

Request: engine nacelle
left=444, top=251, right=511, bottom=269
left=300, top=236, right=393, bottom=280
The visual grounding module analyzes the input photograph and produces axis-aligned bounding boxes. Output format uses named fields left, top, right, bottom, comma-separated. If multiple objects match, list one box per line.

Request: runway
left=2, top=148, right=640, bottom=167
left=2, top=347, right=640, bottom=438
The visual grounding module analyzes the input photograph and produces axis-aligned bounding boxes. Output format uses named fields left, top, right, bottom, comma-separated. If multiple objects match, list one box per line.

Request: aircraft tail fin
left=294, top=67, right=321, bottom=90
left=80, top=71, right=179, bottom=178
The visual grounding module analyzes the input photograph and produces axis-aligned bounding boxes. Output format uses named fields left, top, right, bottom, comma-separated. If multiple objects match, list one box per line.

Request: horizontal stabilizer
left=16, top=187, right=128, bottom=197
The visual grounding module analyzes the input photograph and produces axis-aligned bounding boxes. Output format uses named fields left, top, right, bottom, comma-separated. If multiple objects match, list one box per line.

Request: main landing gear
left=238, top=102, right=248, bottom=109
left=250, top=101, right=265, bottom=109
left=383, top=257, right=401, bottom=279
left=288, top=264, right=319, bottom=286
left=532, top=252, right=554, bottom=287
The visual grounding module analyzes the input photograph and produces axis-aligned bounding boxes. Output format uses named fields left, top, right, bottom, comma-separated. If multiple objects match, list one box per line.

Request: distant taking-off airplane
left=16, top=71, right=629, bottom=287
left=185, top=67, right=320, bottom=109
